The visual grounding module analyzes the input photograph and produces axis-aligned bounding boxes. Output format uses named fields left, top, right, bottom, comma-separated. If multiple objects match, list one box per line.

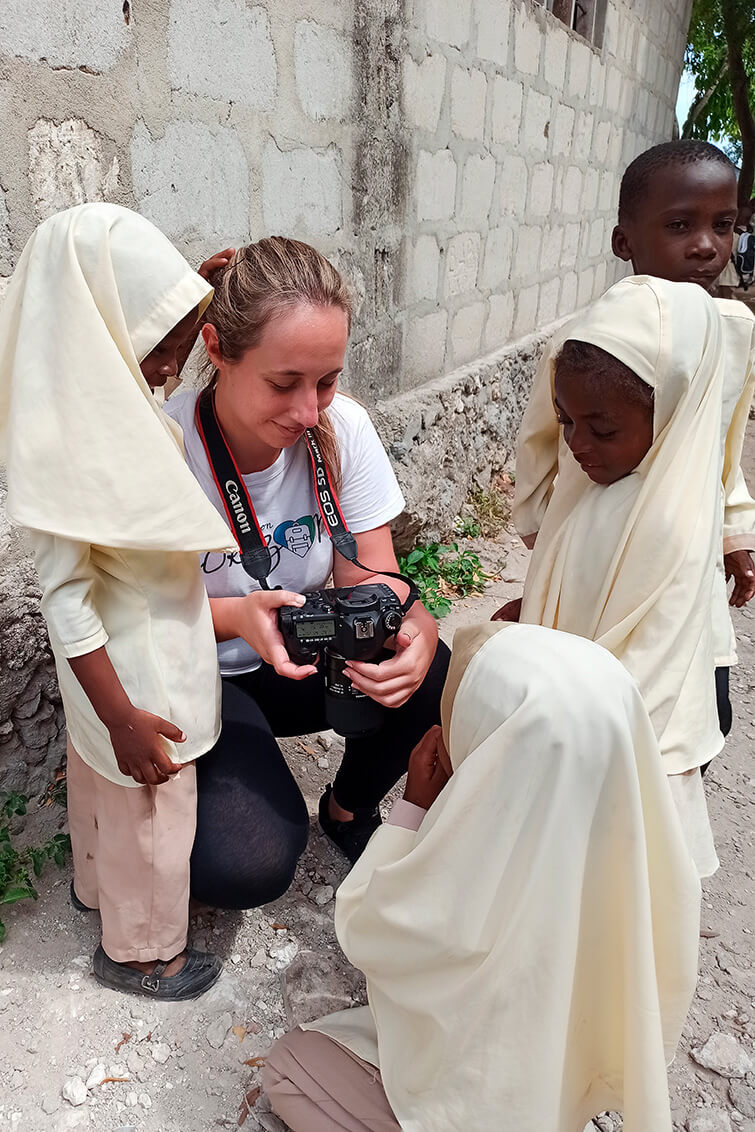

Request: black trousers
left=190, top=640, right=451, bottom=909
left=715, top=666, right=732, bottom=738
left=702, top=666, right=732, bottom=778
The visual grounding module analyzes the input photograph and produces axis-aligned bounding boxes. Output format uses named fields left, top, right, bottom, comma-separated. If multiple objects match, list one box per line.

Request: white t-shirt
left=165, top=390, right=406, bottom=675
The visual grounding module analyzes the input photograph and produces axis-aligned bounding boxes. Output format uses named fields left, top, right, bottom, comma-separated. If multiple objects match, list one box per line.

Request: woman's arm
left=333, top=524, right=439, bottom=708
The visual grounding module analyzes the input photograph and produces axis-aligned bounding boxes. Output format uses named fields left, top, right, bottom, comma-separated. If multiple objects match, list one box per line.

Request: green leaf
left=1, top=792, right=28, bottom=819
left=0, top=884, right=38, bottom=905
left=28, top=848, right=48, bottom=878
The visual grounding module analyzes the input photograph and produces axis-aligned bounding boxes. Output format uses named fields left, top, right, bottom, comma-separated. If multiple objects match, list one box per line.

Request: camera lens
left=324, top=649, right=384, bottom=737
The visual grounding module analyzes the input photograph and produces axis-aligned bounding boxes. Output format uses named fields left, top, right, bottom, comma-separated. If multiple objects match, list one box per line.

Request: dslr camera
left=278, top=583, right=404, bottom=736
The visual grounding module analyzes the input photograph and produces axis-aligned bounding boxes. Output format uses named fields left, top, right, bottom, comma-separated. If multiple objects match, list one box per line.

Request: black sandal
left=70, top=881, right=97, bottom=913
left=92, top=945, right=222, bottom=1000
left=318, top=784, right=381, bottom=864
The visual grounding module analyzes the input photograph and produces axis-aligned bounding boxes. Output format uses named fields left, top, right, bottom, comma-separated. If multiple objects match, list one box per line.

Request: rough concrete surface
left=0, top=432, right=753, bottom=1132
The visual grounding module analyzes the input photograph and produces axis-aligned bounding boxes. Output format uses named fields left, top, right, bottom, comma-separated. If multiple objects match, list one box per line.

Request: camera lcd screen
left=296, top=619, right=337, bottom=639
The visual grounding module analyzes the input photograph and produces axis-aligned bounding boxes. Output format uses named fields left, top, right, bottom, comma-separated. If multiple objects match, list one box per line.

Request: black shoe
left=318, top=785, right=381, bottom=864
left=70, top=881, right=97, bottom=913
left=92, top=945, right=222, bottom=1000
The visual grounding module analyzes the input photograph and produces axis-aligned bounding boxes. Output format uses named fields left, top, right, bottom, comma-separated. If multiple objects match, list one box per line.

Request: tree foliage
left=684, top=0, right=755, bottom=201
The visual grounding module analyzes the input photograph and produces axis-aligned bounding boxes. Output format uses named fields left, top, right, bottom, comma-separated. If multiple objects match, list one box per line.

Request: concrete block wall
left=399, top=0, right=691, bottom=385
left=0, top=0, right=691, bottom=792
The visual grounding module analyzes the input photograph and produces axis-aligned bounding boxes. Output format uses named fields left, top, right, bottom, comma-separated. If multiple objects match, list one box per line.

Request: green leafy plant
left=453, top=514, right=481, bottom=539
left=0, top=790, right=71, bottom=943
left=399, top=541, right=488, bottom=619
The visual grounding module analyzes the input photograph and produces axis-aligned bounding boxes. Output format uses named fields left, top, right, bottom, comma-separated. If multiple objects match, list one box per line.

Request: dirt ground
left=0, top=435, right=754, bottom=1132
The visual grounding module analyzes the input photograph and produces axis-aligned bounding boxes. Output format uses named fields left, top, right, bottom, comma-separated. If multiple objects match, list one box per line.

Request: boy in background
left=506, top=141, right=755, bottom=742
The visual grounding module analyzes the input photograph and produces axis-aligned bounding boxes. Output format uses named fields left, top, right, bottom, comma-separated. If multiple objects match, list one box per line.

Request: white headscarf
left=521, top=276, right=726, bottom=774
left=0, top=203, right=232, bottom=551
left=310, top=623, right=700, bottom=1132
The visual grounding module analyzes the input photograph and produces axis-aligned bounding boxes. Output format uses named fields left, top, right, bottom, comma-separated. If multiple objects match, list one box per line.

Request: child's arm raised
left=174, top=247, right=235, bottom=378
left=28, top=532, right=185, bottom=785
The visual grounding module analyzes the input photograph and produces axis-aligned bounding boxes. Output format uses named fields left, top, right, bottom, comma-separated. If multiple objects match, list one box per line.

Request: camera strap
left=195, top=391, right=419, bottom=613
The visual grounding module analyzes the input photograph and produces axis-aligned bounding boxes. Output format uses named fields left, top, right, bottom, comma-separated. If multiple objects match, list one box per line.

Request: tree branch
left=721, top=0, right=755, bottom=203
left=682, top=59, right=728, bottom=138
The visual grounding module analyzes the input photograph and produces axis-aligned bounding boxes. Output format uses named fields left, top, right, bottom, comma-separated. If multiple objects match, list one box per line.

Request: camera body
left=278, top=583, right=405, bottom=736
left=278, top=583, right=404, bottom=664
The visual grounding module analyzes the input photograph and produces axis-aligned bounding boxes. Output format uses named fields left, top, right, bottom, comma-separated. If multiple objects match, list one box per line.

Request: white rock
left=250, top=948, right=267, bottom=968
left=317, top=757, right=329, bottom=770
left=317, top=732, right=333, bottom=750
left=311, top=884, right=334, bottom=907
left=62, top=1077, right=88, bottom=1107
left=231, top=953, right=242, bottom=964
left=150, top=1042, right=171, bottom=1064
left=692, top=1033, right=755, bottom=1078
left=137, top=1092, right=152, bottom=1109
left=125, top=1049, right=142, bottom=1076
left=55, top=1109, right=90, bottom=1131
left=203, top=973, right=247, bottom=1016
left=132, top=1018, right=154, bottom=1042
left=85, top=1063, right=106, bottom=1090
left=269, top=939, right=299, bottom=969
left=207, top=1011, right=233, bottom=1049
left=687, top=1110, right=734, bottom=1132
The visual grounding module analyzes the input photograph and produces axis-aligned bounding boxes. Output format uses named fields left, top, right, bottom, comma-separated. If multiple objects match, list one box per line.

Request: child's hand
left=198, top=247, right=235, bottom=282
left=491, top=596, right=522, bottom=622
left=108, top=709, right=186, bottom=786
left=725, top=550, right=755, bottom=607
left=404, top=725, right=452, bottom=809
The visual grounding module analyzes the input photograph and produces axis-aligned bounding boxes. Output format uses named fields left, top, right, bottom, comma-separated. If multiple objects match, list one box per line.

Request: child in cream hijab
left=263, top=623, right=701, bottom=1132
left=0, top=204, right=235, bottom=998
left=501, top=276, right=730, bottom=877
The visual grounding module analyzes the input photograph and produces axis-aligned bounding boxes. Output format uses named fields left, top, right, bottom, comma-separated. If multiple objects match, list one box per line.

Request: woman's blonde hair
left=200, top=237, right=352, bottom=490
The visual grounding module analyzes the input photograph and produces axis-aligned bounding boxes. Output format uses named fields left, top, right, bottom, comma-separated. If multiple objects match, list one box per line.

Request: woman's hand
left=725, top=550, right=755, bottom=607
left=404, top=725, right=452, bottom=809
left=343, top=603, right=437, bottom=709
left=108, top=709, right=186, bottom=786
left=214, top=591, right=319, bottom=681
left=491, top=596, right=522, bottom=622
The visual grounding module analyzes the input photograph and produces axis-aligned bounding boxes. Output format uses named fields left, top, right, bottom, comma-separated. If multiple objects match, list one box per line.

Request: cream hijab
left=311, top=623, right=700, bottom=1132
left=0, top=203, right=232, bottom=551
left=521, top=276, right=726, bottom=775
